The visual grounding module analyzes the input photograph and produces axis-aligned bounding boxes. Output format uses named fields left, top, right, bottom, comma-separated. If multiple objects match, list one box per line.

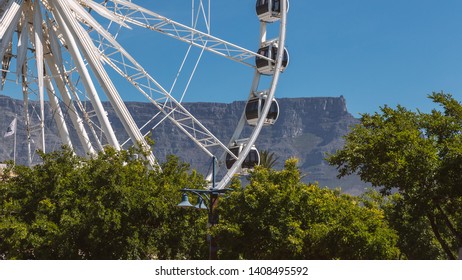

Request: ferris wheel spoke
left=79, top=14, right=236, bottom=160
left=78, top=0, right=131, bottom=29
left=55, top=0, right=156, bottom=162
left=32, top=0, right=46, bottom=152
left=0, top=0, right=22, bottom=87
left=99, top=0, right=273, bottom=67
left=43, top=49, right=97, bottom=155
left=44, top=68, right=73, bottom=149
left=52, top=1, right=122, bottom=151
left=95, top=40, right=235, bottom=159
left=16, top=4, right=29, bottom=80
left=0, top=0, right=23, bottom=42
left=47, top=18, right=108, bottom=150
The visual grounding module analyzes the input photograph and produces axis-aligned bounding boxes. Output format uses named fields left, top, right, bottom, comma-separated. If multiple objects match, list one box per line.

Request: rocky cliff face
left=252, top=97, right=368, bottom=194
left=0, top=95, right=368, bottom=194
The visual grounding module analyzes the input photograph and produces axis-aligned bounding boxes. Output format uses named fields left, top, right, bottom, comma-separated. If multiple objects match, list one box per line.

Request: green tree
left=360, top=190, right=446, bottom=259
left=0, top=146, right=208, bottom=259
left=327, top=92, right=462, bottom=259
left=214, top=158, right=400, bottom=259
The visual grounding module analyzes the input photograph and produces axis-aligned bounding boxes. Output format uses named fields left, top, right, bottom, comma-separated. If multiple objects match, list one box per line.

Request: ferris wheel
left=0, top=0, right=288, bottom=189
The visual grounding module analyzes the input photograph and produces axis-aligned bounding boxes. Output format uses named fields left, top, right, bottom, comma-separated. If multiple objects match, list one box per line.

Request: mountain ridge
left=0, top=94, right=369, bottom=194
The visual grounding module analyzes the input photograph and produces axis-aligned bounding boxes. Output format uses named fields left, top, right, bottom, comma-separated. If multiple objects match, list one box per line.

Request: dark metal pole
left=209, top=193, right=218, bottom=260
left=212, top=156, right=216, bottom=189
left=209, top=156, right=218, bottom=260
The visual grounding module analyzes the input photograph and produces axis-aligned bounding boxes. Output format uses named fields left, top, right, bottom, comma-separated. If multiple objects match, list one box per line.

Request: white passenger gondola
left=256, top=0, right=289, bottom=23
left=245, top=92, right=279, bottom=126
left=256, top=41, right=289, bottom=75
left=226, top=143, right=260, bottom=170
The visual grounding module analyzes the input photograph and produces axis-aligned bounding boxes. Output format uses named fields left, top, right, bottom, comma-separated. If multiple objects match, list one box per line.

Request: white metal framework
left=0, top=0, right=288, bottom=188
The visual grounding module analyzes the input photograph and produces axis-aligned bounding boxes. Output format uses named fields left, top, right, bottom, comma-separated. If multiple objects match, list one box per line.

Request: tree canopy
left=0, top=146, right=208, bottom=259
left=327, top=92, right=462, bottom=259
left=214, top=158, right=400, bottom=259
left=0, top=146, right=402, bottom=259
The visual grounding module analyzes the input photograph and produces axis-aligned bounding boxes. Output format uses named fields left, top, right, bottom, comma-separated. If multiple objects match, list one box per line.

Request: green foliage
left=0, top=147, right=406, bottom=260
left=360, top=190, right=446, bottom=259
left=214, top=158, right=400, bottom=259
left=327, top=92, right=462, bottom=259
left=258, top=150, right=279, bottom=169
left=0, top=146, right=208, bottom=259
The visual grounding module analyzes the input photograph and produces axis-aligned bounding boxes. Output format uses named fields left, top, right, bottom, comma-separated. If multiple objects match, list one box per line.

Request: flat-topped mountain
left=0, top=95, right=368, bottom=194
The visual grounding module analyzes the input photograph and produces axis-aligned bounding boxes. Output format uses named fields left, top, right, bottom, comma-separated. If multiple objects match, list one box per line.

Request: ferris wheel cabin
left=226, top=144, right=261, bottom=170
left=256, top=42, right=289, bottom=75
left=256, top=0, right=289, bottom=22
left=245, top=93, right=279, bottom=126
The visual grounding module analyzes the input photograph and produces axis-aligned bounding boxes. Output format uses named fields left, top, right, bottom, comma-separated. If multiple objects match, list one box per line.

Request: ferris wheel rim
left=214, top=0, right=289, bottom=189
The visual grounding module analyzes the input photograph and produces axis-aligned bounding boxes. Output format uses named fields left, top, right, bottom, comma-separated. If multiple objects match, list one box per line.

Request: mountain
left=0, top=94, right=369, bottom=194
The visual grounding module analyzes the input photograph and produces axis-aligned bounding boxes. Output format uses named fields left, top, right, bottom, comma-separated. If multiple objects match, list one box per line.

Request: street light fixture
left=194, top=196, right=208, bottom=210
left=177, top=193, right=194, bottom=208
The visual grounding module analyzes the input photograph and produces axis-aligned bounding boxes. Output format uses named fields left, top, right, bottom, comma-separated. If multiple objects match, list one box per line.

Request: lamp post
left=177, top=156, right=230, bottom=260
left=178, top=187, right=229, bottom=259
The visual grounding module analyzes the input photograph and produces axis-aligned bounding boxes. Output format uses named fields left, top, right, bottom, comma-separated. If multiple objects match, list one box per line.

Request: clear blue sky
left=282, top=0, right=462, bottom=117
left=3, top=0, right=462, bottom=118
left=121, top=0, right=462, bottom=117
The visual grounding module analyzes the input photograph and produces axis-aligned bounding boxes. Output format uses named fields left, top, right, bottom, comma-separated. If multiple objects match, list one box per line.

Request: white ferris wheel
left=0, top=0, right=289, bottom=189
